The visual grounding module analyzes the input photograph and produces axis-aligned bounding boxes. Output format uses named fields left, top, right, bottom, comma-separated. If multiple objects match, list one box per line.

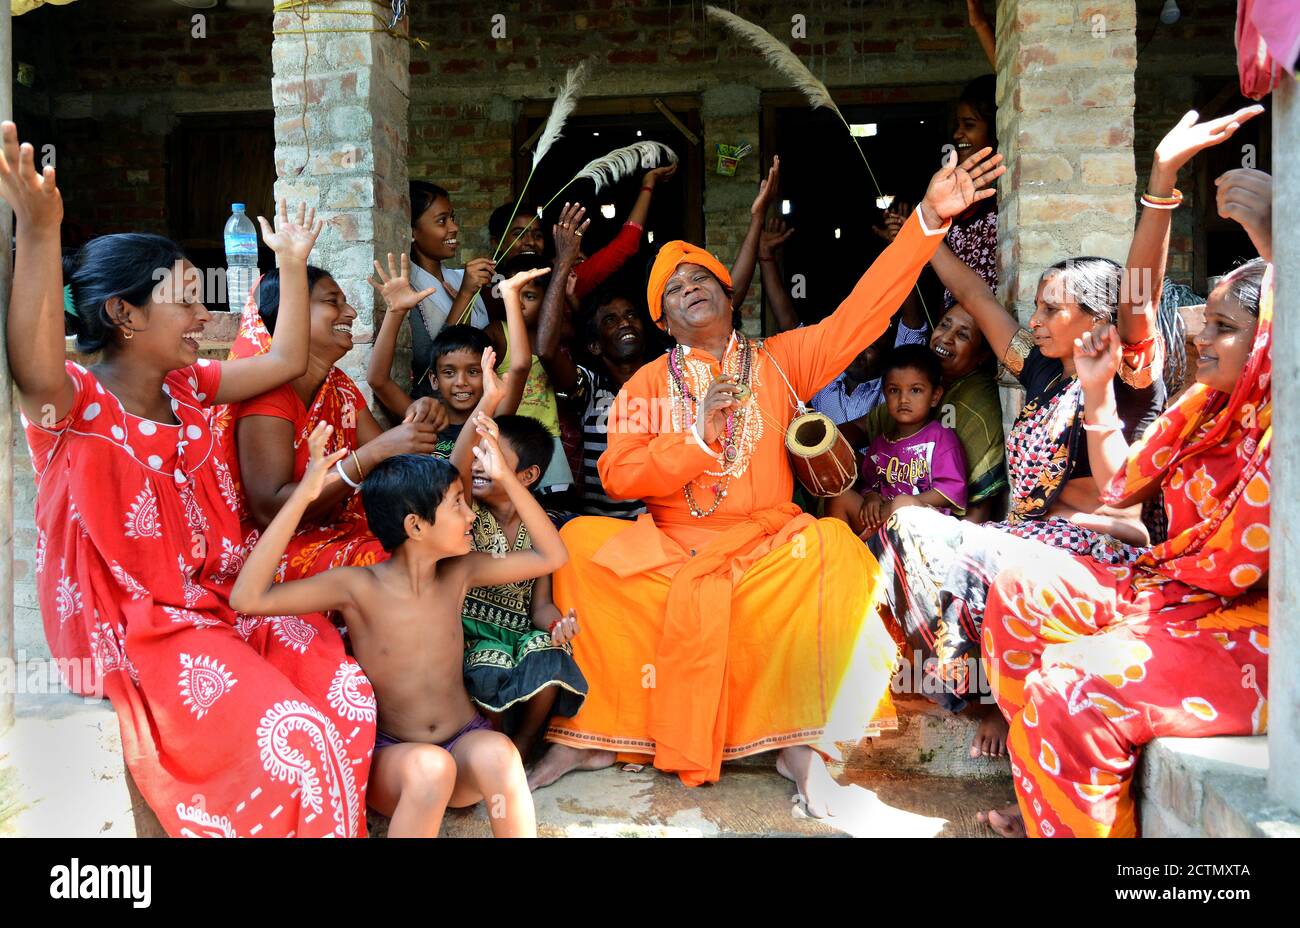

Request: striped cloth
left=576, top=365, right=646, bottom=519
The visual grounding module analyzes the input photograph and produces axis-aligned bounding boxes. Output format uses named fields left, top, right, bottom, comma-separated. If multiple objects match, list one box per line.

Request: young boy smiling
left=231, top=416, right=567, bottom=837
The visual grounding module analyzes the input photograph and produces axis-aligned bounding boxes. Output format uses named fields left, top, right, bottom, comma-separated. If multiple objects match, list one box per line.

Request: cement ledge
left=1139, top=736, right=1300, bottom=838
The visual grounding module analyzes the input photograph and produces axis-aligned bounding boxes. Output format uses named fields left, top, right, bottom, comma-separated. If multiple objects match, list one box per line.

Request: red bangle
left=548, top=619, right=562, bottom=634
left=641, top=185, right=654, bottom=192
left=759, top=256, right=776, bottom=263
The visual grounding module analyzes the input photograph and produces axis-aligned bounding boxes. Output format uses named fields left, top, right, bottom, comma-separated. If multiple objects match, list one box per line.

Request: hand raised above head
left=258, top=199, right=323, bottom=262
left=922, top=147, right=1004, bottom=225
left=1155, top=106, right=1265, bottom=176
left=499, top=264, right=550, bottom=299
left=1216, top=168, right=1272, bottom=263
left=471, top=412, right=511, bottom=482
left=553, top=201, right=591, bottom=264
left=760, top=217, right=794, bottom=257
left=0, top=121, right=63, bottom=229
left=644, top=163, right=678, bottom=187
left=479, top=346, right=505, bottom=408
left=751, top=155, right=781, bottom=218
left=371, top=252, right=439, bottom=314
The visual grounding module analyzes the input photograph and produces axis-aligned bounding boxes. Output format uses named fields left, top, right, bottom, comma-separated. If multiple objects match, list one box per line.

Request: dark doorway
left=762, top=89, right=960, bottom=333
left=1192, top=81, right=1271, bottom=291
left=167, top=111, right=277, bottom=311
left=512, top=95, right=704, bottom=306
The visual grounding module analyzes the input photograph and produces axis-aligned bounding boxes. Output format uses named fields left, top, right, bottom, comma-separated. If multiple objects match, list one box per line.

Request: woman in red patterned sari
left=216, top=267, right=447, bottom=587
left=979, top=172, right=1273, bottom=837
left=4, top=121, right=375, bottom=837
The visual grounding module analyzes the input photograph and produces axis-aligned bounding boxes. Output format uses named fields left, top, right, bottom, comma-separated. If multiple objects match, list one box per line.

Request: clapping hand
left=0, top=122, right=62, bottom=229
left=370, top=251, right=439, bottom=314
left=301, top=422, right=349, bottom=502
left=258, top=199, right=323, bottom=263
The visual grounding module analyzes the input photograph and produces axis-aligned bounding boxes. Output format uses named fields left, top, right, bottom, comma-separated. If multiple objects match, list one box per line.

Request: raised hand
left=751, top=155, right=781, bottom=218
left=479, top=346, right=505, bottom=411
left=302, top=422, right=349, bottom=502
left=1154, top=106, right=1265, bottom=180
left=922, top=147, right=1004, bottom=225
left=370, top=251, right=438, bottom=314
left=643, top=163, right=678, bottom=187
left=470, top=412, right=511, bottom=483
left=553, top=201, right=591, bottom=265
left=1074, top=325, right=1122, bottom=396
left=1216, top=168, right=1272, bottom=262
left=402, top=395, right=450, bottom=431
left=499, top=265, right=551, bottom=302
left=759, top=217, right=794, bottom=258
left=871, top=200, right=910, bottom=244
left=550, top=607, right=580, bottom=646
left=257, top=199, right=323, bottom=263
left=0, top=122, right=62, bottom=229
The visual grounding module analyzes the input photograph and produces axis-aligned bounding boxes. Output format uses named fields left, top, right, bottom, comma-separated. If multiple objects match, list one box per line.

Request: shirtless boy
left=231, top=416, right=568, bottom=837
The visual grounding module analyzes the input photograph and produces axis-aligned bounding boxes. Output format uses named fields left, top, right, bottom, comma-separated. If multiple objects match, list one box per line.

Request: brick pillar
left=1269, top=76, right=1300, bottom=816
left=701, top=84, right=762, bottom=335
left=270, top=2, right=411, bottom=399
left=0, top=6, right=14, bottom=735
left=994, top=0, right=1137, bottom=323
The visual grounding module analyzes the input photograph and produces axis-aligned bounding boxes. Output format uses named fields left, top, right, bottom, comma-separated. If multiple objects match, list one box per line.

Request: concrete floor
left=3, top=685, right=1014, bottom=838
left=368, top=757, right=1014, bottom=838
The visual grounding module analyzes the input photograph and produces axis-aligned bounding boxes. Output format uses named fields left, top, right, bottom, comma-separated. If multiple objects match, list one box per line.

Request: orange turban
left=646, top=241, right=733, bottom=324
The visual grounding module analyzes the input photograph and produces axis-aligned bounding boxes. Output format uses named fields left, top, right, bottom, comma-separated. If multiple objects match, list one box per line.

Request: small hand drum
left=785, top=410, right=858, bottom=498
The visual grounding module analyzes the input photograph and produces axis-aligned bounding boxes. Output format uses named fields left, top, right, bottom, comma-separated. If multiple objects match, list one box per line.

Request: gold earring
left=122, top=326, right=134, bottom=340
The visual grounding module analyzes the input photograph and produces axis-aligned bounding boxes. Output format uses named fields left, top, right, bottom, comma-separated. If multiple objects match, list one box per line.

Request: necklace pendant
left=724, top=445, right=738, bottom=463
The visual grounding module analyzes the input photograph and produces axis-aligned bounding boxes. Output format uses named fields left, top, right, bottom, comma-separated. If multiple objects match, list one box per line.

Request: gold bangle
left=350, top=451, right=365, bottom=481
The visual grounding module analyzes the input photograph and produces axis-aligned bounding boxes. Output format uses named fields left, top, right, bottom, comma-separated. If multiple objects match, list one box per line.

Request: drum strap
left=758, top=342, right=807, bottom=416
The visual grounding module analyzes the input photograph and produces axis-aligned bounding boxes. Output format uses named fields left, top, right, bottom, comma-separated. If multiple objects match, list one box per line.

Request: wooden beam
left=653, top=98, right=700, bottom=147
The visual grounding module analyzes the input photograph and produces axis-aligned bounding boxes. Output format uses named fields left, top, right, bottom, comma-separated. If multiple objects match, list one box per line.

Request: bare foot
left=976, top=803, right=1026, bottom=837
left=775, top=745, right=844, bottom=819
left=969, top=703, right=1009, bottom=758
left=526, top=744, right=615, bottom=791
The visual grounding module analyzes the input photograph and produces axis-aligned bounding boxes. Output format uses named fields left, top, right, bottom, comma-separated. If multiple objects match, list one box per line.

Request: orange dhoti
left=549, top=510, right=898, bottom=785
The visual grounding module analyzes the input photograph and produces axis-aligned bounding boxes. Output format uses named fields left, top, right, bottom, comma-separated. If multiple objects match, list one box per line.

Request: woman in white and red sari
left=3, top=122, right=375, bottom=837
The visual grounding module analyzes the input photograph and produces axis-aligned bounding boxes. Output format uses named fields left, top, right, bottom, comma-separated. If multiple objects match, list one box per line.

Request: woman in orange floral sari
left=215, top=269, right=448, bottom=589
left=979, top=174, right=1272, bottom=838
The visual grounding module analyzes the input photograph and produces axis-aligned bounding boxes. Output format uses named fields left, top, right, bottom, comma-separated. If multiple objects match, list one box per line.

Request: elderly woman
left=865, top=108, right=1262, bottom=759
left=526, top=148, right=1004, bottom=815
left=979, top=172, right=1273, bottom=837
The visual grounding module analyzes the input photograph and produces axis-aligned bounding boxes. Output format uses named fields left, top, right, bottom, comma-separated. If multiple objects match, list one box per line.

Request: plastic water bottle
left=223, top=203, right=259, bottom=312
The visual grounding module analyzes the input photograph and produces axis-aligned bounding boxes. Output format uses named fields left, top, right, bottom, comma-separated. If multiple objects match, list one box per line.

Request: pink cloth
left=1252, top=0, right=1300, bottom=74
left=862, top=419, right=969, bottom=514
left=1237, top=0, right=1285, bottom=98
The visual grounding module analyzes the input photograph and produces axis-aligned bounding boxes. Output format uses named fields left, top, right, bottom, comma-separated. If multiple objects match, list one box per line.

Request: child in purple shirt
left=828, top=344, right=968, bottom=539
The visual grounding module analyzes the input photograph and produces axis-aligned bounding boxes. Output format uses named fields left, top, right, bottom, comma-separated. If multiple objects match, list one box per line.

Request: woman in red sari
left=978, top=171, right=1274, bottom=837
left=3, top=122, right=375, bottom=837
left=216, top=265, right=447, bottom=587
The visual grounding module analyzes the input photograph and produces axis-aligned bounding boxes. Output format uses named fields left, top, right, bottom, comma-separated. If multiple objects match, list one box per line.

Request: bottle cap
left=232, top=203, right=246, bottom=211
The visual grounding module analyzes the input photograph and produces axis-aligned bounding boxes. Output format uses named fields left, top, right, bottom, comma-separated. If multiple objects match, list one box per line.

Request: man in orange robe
left=529, top=149, right=1005, bottom=815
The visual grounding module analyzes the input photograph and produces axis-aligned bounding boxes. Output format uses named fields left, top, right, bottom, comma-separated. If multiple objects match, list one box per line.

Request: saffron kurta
left=24, top=361, right=376, bottom=837
left=982, top=264, right=1275, bottom=837
left=548, top=211, right=948, bottom=786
